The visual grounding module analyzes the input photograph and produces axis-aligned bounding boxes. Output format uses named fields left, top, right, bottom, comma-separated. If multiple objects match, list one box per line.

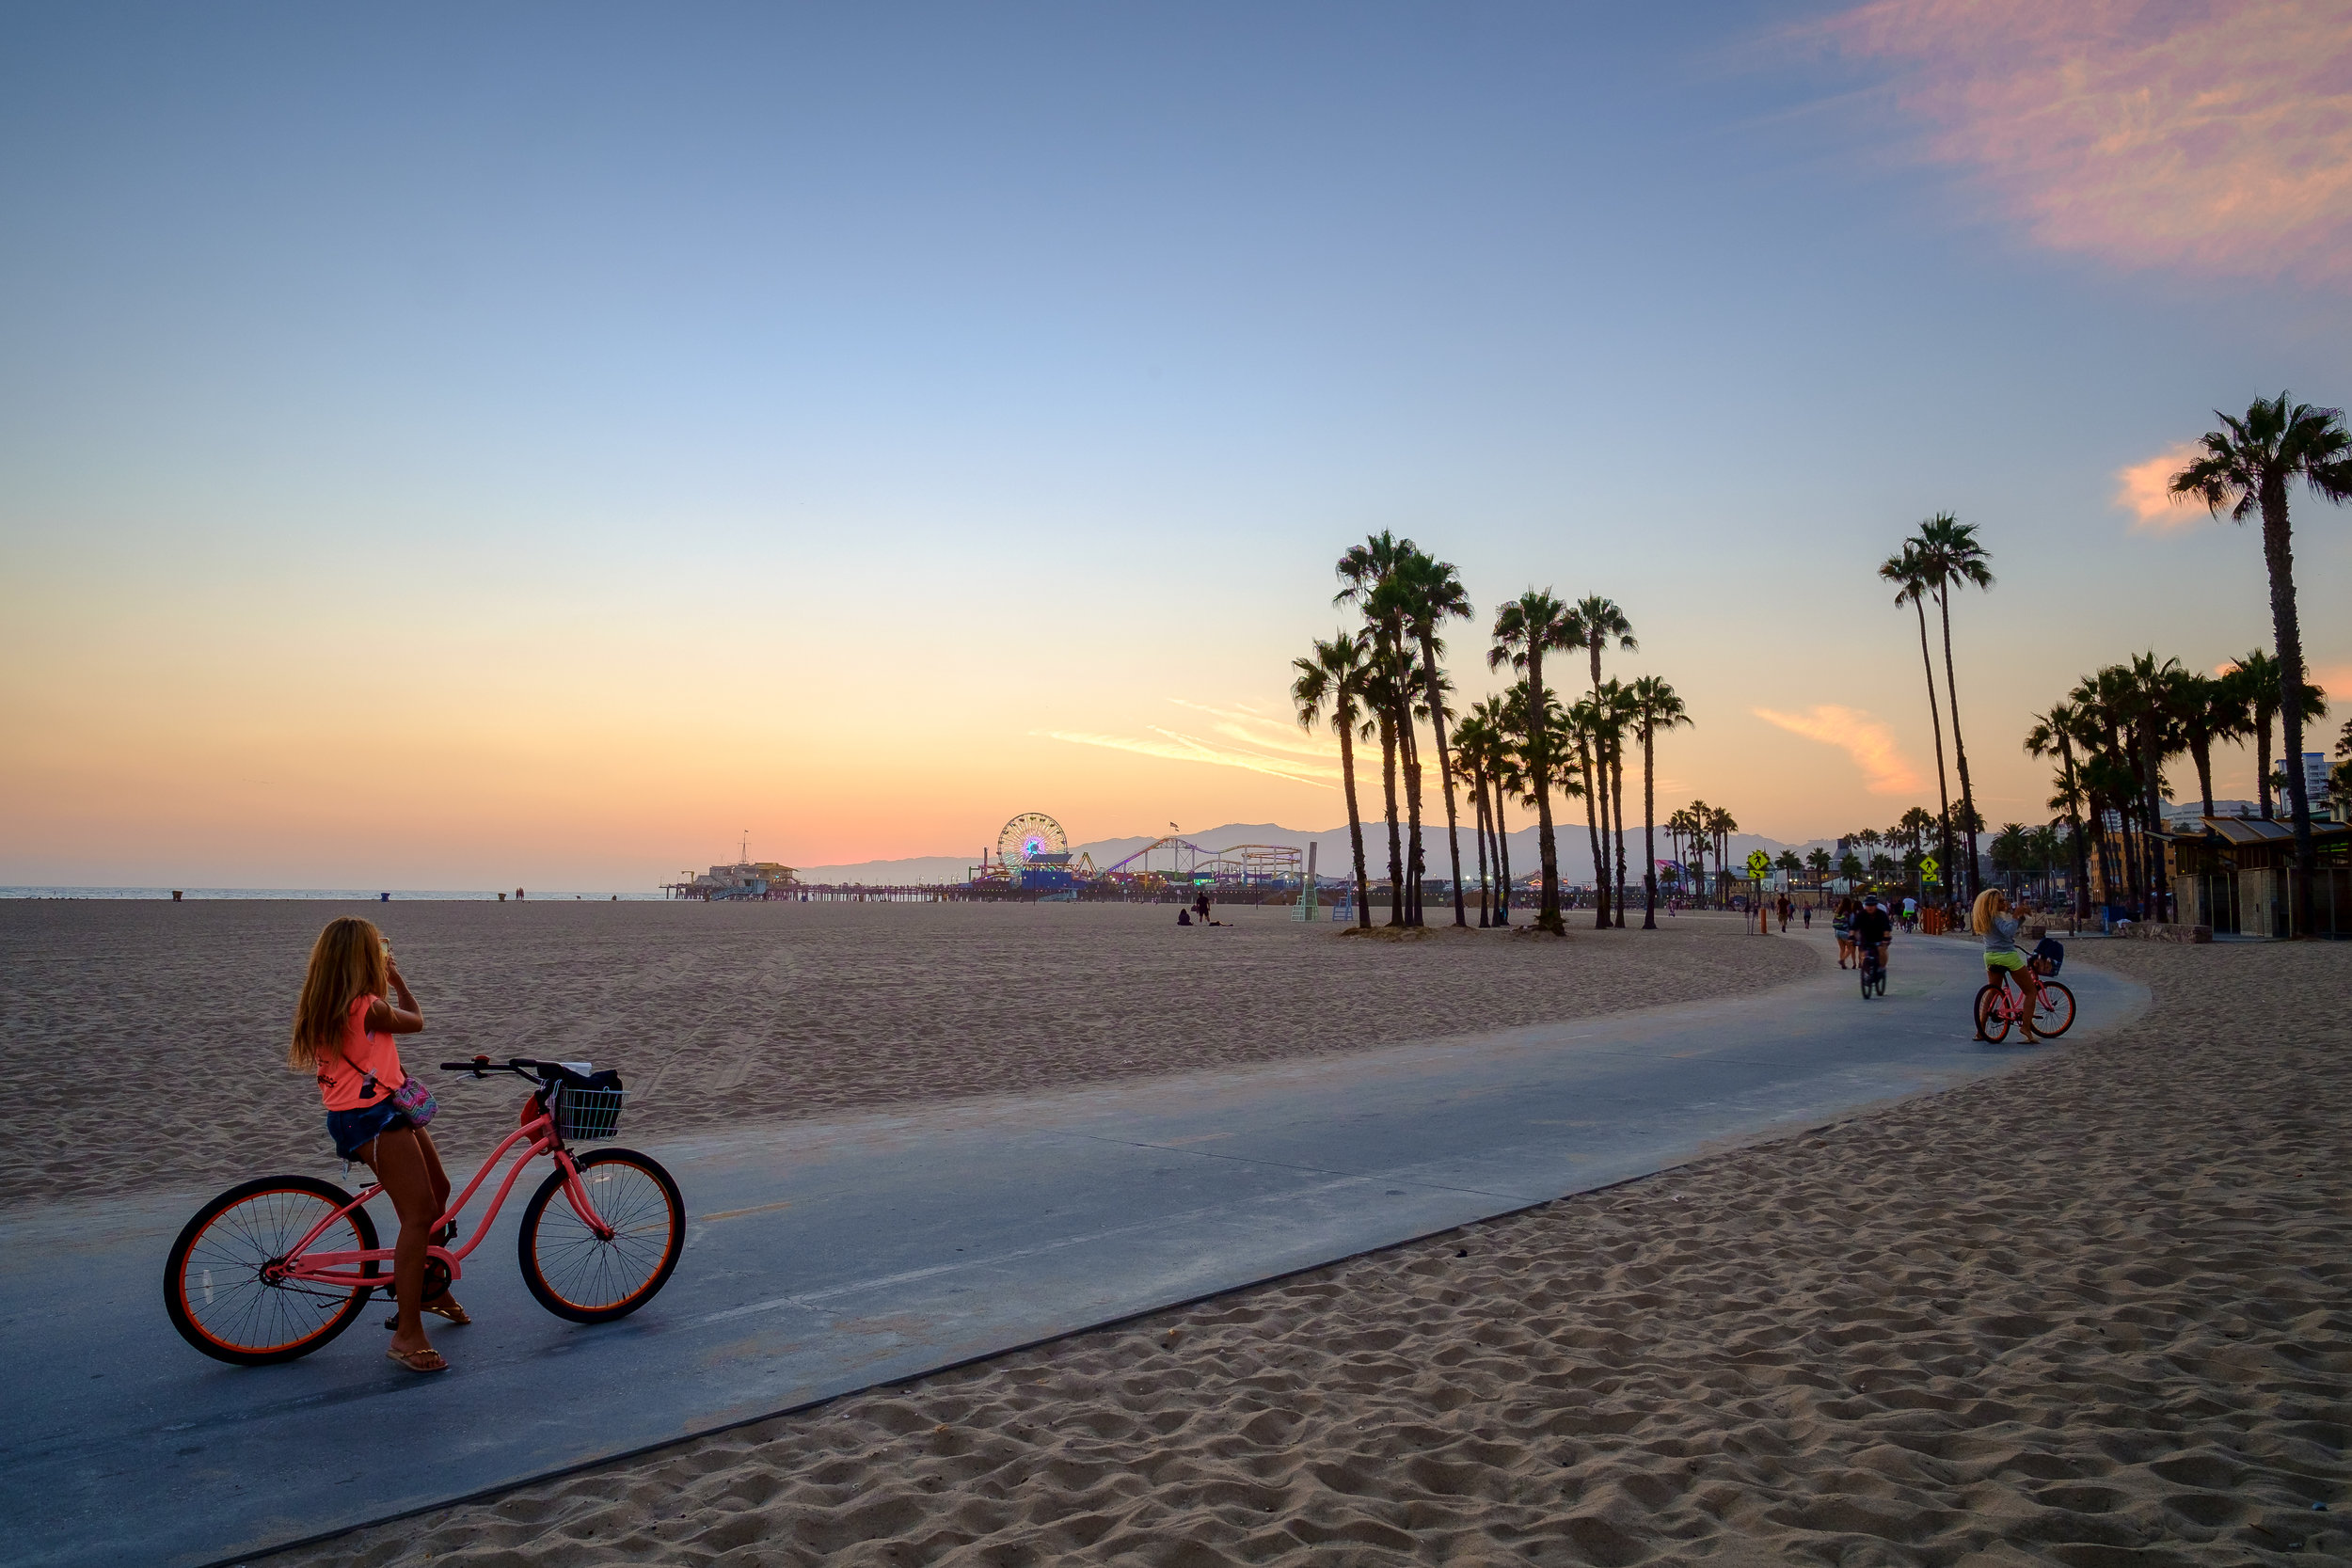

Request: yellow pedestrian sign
left=1919, top=854, right=1941, bottom=885
left=1744, top=849, right=1772, bottom=881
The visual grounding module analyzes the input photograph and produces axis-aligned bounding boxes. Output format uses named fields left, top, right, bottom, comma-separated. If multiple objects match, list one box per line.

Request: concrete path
left=0, top=929, right=2146, bottom=1568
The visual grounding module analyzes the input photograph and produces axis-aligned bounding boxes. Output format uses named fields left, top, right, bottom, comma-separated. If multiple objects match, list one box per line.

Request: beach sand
left=0, top=899, right=1804, bottom=1203
left=264, top=938, right=2349, bottom=1566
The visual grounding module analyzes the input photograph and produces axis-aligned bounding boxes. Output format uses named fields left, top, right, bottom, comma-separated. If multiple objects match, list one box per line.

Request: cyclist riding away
left=289, top=916, right=464, bottom=1373
left=1972, top=888, right=2043, bottom=1044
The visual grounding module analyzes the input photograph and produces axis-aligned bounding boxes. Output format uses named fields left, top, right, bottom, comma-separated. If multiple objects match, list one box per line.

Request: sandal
left=422, top=1296, right=470, bottom=1325
left=386, top=1346, right=449, bottom=1373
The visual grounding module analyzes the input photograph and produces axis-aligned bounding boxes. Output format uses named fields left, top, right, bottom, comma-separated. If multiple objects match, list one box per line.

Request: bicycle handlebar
left=437, top=1055, right=563, bottom=1080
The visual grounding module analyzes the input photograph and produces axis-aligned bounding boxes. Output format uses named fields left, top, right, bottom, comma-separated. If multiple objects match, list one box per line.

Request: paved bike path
left=0, top=930, right=2146, bottom=1568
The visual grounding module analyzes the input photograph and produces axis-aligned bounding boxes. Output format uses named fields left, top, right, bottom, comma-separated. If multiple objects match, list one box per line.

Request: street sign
left=1919, top=854, right=1940, bottom=884
left=1744, top=849, right=1772, bottom=880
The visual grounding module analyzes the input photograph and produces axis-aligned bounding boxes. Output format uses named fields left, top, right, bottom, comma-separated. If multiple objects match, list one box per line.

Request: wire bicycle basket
left=551, top=1083, right=625, bottom=1142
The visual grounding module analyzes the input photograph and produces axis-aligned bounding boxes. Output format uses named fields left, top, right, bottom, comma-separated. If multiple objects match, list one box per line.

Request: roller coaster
left=968, top=814, right=1304, bottom=892
left=1096, top=834, right=1301, bottom=888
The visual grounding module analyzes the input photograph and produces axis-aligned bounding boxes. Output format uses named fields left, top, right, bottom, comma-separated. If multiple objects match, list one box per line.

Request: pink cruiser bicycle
left=165, top=1056, right=684, bottom=1366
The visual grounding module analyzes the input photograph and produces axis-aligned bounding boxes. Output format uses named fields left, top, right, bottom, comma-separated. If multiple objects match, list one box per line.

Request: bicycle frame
left=271, top=1106, right=614, bottom=1292
left=1984, top=968, right=2043, bottom=1022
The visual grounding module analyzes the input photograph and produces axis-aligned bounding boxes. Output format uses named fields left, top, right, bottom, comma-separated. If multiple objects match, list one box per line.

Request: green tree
left=1292, top=632, right=1375, bottom=928
left=2171, top=394, right=2352, bottom=935
left=1566, top=597, right=1638, bottom=928
left=1881, top=543, right=1959, bottom=911
left=1806, top=846, right=1833, bottom=894
left=1910, top=515, right=1994, bottom=898
left=1627, top=675, right=1692, bottom=929
left=1488, top=591, right=1580, bottom=934
left=1398, top=548, right=1475, bottom=927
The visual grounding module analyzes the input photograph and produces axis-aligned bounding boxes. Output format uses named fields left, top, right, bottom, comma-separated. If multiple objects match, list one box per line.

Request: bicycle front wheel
left=2033, top=980, right=2076, bottom=1037
left=1974, top=984, right=2011, bottom=1043
left=518, top=1148, right=685, bottom=1323
left=165, top=1176, right=381, bottom=1365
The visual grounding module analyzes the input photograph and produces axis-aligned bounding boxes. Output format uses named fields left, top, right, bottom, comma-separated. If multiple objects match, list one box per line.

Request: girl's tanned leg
left=365, top=1126, right=442, bottom=1362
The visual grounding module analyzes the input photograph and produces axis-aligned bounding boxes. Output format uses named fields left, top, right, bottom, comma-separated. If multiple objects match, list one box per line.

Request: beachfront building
left=666, top=860, right=801, bottom=900
left=2167, top=816, right=2352, bottom=939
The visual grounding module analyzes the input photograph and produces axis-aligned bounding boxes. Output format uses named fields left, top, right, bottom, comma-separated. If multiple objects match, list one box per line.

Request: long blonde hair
left=1970, top=887, right=2009, bottom=935
left=290, top=917, right=388, bottom=1069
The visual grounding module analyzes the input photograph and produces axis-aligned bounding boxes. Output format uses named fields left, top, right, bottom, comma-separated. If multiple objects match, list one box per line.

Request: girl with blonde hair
left=291, top=916, right=465, bottom=1371
left=1970, top=887, right=2042, bottom=1044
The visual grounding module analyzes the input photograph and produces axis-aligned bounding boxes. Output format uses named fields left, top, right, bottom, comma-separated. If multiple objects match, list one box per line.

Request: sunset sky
left=4, top=1, right=2349, bottom=888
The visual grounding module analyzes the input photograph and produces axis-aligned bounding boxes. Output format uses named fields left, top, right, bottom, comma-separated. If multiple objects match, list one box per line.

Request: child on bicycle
left=289, top=916, right=466, bottom=1372
left=1970, top=888, right=2042, bottom=1044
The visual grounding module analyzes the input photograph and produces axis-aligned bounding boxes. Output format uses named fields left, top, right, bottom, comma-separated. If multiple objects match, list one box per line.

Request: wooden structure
left=2167, top=816, right=2352, bottom=939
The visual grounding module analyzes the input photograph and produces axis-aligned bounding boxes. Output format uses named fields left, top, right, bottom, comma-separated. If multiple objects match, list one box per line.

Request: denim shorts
left=326, top=1099, right=412, bottom=1161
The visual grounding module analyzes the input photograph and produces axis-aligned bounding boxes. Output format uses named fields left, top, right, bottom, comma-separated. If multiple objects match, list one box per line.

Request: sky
left=3, top=1, right=2349, bottom=889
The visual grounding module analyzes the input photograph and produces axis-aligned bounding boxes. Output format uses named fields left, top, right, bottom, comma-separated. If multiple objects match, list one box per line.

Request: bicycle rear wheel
left=2032, top=980, right=2076, bottom=1037
left=518, top=1148, right=685, bottom=1323
left=1974, top=984, right=2011, bottom=1042
left=165, top=1176, right=380, bottom=1365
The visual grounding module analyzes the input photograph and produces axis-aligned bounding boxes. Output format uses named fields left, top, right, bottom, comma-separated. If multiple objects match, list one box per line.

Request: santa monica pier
left=663, top=813, right=1311, bottom=905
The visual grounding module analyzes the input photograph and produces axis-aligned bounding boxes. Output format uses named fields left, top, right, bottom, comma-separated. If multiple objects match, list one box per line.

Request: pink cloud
left=1825, top=0, right=2352, bottom=285
left=2117, top=441, right=2205, bottom=531
left=1754, top=705, right=1923, bottom=794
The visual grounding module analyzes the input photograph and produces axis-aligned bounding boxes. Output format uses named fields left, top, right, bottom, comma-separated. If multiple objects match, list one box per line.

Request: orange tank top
left=315, top=993, right=408, bottom=1112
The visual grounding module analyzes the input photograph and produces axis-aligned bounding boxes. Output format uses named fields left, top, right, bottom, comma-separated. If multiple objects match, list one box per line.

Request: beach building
left=665, top=860, right=800, bottom=900
left=2167, top=816, right=2352, bottom=938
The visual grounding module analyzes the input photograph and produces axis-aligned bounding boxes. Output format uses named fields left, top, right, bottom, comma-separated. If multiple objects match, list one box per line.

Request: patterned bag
left=389, top=1072, right=438, bottom=1128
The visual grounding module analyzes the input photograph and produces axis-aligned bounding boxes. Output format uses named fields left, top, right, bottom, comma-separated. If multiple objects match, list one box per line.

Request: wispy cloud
left=1755, top=705, right=1922, bottom=794
left=2116, top=442, right=2204, bottom=531
left=1824, top=0, right=2352, bottom=285
left=1040, top=701, right=1340, bottom=788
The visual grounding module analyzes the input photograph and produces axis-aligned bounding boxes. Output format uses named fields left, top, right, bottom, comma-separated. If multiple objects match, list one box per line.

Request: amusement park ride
left=970, top=813, right=1302, bottom=893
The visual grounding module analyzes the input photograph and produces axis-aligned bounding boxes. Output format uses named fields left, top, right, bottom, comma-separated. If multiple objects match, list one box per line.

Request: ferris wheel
left=997, top=812, right=1069, bottom=867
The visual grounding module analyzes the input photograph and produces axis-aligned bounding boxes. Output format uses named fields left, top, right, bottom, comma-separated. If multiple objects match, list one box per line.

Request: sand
left=260, top=938, right=2349, bottom=1567
left=0, top=899, right=1805, bottom=1203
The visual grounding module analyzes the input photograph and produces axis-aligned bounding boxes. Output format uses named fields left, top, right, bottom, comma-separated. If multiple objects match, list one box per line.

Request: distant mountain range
left=794, top=821, right=1869, bottom=887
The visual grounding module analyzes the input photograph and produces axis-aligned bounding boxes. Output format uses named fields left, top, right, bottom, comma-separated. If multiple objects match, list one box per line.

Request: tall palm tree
left=1911, top=515, right=1994, bottom=899
left=1359, top=641, right=1421, bottom=927
left=2223, top=648, right=2330, bottom=822
left=1399, top=549, right=1474, bottom=927
left=1625, top=675, right=1689, bottom=929
left=2173, top=671, right=2246, bottom=819
left=1565, top=698, right=1609, bottom=925
left=2026, top=702, right=2090, bottom=924
left=2171, top=394, right=2352, bottom=935
left=1806, top=846, right=1833, bottom=895
left=1708, top=805, right=1738, bottom=907
left=1337, top=533, right=1418, bottom=924
left=1881, top=544, right=1958, bottom=911
left=1568, top=597, right=1637, bottom=927
left=1489, top=590, right=1579, bottom=935
left=1292, top=632, right=1374, bottom=929
left=1449, top=714, right=1494, bottom=927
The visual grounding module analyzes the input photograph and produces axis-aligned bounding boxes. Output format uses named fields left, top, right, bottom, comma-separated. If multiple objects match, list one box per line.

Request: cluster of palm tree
left=2026, top=651, right=2329, bottom=921
left=1293, top=544, right=1692, bottom=937
left=1661, top=803, right=1736, bottom=906
left=2165, top=393, right=2350, bottom=936
left=1988, top=822, right=2071, bottom=906
left=1878, top=515, right=1994, bottom=907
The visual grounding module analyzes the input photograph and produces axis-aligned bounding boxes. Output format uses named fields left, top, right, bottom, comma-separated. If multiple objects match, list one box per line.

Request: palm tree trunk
left=1610, top=736, right=1629, bottom=927
left=1590, top=728, right=1609, bottom=926
left=1912, top=599, right=1956, bottom=911
left=2140, top=730, right=2169, bottom=921
left=1401, top=708, right=1424, bottom=927
left=1934, top=585, right=1980, bottom=899
left=1471, top=766, right=1491, bottom=927
left=1378, top=710, right=1403, bottom=927
left=1339, top=711, right=1372, bottom=930
left=2256, top=702, right=2276, bottom=819
left=2059, top=734, right=2089, bottom=925
left=1493, top=770, right=1514, bottom=927
left=1641, top=724, right=1659, bottom=929
left=2191, top=739, right=2215, bottom=819
left=1528, top=653, right=1563, bottom=934
left=2260, top=479, right=2317, bottom=935
left=1419, top=635, right=1468, bottom=928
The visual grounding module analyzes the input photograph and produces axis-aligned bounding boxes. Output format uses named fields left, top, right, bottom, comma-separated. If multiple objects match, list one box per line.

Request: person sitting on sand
left=1177, top=908, right=1192, bottom=926
left=290, top=916, right=465, bottom=1373
left=1971, top=888, right=2043, bottom=1044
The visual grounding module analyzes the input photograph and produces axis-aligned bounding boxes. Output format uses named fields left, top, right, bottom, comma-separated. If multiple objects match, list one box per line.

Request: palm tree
left=1567, top=597, right=1637, bottom=928
left=1806, top=846, right=1833, bottom=895
left=1565, top=697, right=1609, bottom=926
left=1489, top=591, right=1579, bottom=934
left=2026, top=702, right=2090, bottom=924
left=1292, top=633, right=1375, bottom=929
left=1397, top=548, right=1474, bottom=927
left=1881, top=543, right=1959, bottom=912
left=1911, top=515, right=1994, bottom=899
left=1627, top=675, right=1692, bottom=929
left=2173, top=671, right=2246, bottom=819
left=2171, top=394, right=2352, bottom=935
left=1708, top=805, right=1738, bottom=907
left=2223, top=648, right=2330, bottom=822
left=2125, top=652, right=2190, bottom=917
left=1337, top=533, right=1420, bottom=924
left=1359, top=640, right=1418, bottom=927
